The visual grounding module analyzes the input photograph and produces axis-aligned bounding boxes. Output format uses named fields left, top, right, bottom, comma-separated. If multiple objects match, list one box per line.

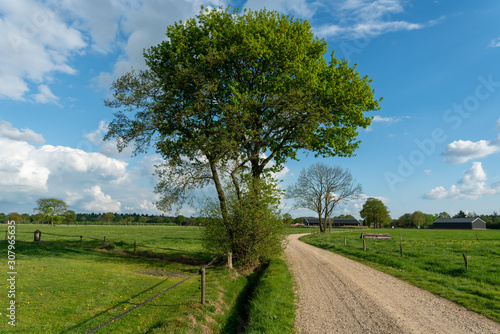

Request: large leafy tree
left=34, top=198, right=68, bottom=226
left=360, top=198, right=391, bottom=228
left=104, top=6, right=380, bottom=263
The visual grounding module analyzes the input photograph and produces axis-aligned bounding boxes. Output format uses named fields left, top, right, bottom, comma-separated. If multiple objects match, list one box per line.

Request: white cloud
left=0, top=128, right=130, bottom=210
left=0, top=120, right=45, bottom=143
left=0, top=0, right=86, bottom=100
left=83, top=120, right=134, bottom=157
left=459, top=161, right=487, bottom=184
left=94, top=0, right=224, bottom=89
left=372, top=115, right=408, bottom=124
left=82, top=185, right=121, bottom=212
left=313, top=0, right=443, bottom=39
left=31, top=84, right=60, bottom=105
left=489, top=37, right=500, bottom=48
left=442, top=138, right=500, bottom=164
left=495, top=118, right=500, bottom=131
left=244, top=0, right=317, bottom=19
left=424, top=162, right=497, bottom=200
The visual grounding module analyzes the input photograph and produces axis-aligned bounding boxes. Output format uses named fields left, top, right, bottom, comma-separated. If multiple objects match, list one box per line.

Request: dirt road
left=285, top=234, right=500, bottom=334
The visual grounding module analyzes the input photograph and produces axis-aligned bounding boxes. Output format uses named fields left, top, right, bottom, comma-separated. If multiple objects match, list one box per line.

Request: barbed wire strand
left=84, top=256, right=218, bottom=334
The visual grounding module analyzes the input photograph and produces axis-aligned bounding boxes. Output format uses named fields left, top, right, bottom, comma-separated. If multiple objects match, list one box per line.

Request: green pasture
left=301, top=228, right=500, bottom=322
left=0, top=225, right=295, bottom=333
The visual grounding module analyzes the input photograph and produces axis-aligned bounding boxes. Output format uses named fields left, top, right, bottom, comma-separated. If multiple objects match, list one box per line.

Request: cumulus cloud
left=0, top=0, right=86, bottom=101
left=31, top=84, right=60, bottom=105
left=83, top=120, right=134, bottom=157
left=0, top=121, right=141, bottom=212
left=82, top=185, right=121, bottom=212
left=424, top=162, right=497, bottom=200
left=0, top=136, right=128, bottom=196
left=442, top=138, right=500, bottom=164
left=313, top=0, right=443, bottom=39
left=0, top=120, right=45, bottom=143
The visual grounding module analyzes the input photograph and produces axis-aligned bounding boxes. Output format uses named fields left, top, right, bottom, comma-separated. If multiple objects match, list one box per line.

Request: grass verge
left=245, top=258, right=295, bottom=333
left=300, top=229, right=500, bottom=322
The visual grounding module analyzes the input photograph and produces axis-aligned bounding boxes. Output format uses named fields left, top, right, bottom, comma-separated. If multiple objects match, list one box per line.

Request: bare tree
left=286, top=163, right=362, bottom=233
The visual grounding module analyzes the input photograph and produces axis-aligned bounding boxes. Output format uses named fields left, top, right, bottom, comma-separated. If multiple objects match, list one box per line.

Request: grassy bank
left=301, top=229, right=500, bottom=322
left=245, top=258, right=295, bottom=333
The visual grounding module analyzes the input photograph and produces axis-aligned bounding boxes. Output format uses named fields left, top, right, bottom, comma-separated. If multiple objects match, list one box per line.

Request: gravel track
left=285, top=233, right=500, bottom=334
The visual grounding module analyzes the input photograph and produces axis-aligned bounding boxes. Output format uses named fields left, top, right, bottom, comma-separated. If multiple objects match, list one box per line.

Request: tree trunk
left=209, top=162, right=230, bottom=226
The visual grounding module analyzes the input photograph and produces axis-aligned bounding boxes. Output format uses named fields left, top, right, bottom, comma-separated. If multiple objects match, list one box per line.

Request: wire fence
left=85, top=256, right=218, bottom=334
left=10, top=230, right=188, bottom=253
left=2, top=229, right=220, bottom=332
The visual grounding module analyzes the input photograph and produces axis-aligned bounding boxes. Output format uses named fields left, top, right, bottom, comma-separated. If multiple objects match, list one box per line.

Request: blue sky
left=1, top=0, right=499, bottom=219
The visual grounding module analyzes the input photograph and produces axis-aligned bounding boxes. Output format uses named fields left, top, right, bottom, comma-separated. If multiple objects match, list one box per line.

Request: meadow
left=301, top=228, right=500, bottom=322
left=0, top=224, right=295, bottom=333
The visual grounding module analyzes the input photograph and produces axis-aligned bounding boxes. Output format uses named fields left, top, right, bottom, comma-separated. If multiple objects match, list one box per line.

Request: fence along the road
left=14, top=229, right=218, bottom=332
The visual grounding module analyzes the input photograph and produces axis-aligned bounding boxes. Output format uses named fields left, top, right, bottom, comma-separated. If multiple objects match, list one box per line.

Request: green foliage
left=104, top=5, right=379, bottom=266
left=174, top=215, right=186, bottom=225
left=301, top=229, right=500, bottom=322
left=411, top=211, right=425, bottom=228
left=7, top=212, right=22, bottom=223
left=435, top=211, right=451, bottom=219
left=34, top=198, right=68, bottom=226
left=201, top=177, right=287, bottom=267
left=359, top=198, right=391, bottom=228
left=282, top=213, right=294, bottom=225
left=102, top=212, right=115, bottom=224
left=454, top=210, right=467, bottom=218
left=63, top=210, right=77, bottom=224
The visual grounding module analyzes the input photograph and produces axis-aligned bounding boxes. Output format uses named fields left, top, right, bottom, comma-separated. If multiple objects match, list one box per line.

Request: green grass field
left=301, top=229, right=500, bottom=322
left=0, top=224, right=296, bottom=333
left=0, top=226, right=242, bottom=332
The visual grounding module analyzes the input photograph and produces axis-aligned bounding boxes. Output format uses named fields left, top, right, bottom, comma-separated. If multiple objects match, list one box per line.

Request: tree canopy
left=104, top=6, right=380, bottom=265
left=34, top=198, right=68, bottom=226
left=360, top=198, right=391, bottom=228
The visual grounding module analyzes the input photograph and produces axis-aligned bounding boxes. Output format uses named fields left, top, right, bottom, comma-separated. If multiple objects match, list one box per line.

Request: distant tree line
left=0, top=211, right=207, bottom=226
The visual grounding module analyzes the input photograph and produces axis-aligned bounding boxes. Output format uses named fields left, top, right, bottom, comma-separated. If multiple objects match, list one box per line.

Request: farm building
left=432, top=218, right=487, bottom=230
left=303, top=218, right=361, bottom=227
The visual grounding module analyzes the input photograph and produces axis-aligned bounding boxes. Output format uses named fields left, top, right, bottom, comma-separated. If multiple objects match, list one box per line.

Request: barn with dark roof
left=432, top=218, right=487, bottom=230
left=303, top=218, right=361, bottom=227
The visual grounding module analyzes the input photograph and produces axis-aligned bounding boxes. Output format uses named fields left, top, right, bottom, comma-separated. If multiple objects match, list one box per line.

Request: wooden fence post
left=400, top=244, right=403, bottom=257
left=363, top=239, right=366, bottom=251
left=344, top=237, right=346, bottom=247
left=227, top=252, right=233, bottom=269
left=103, top=236, right=106, bottom=249
left=463, top=253, right=468, bottom=271
left=80, top=236, right=83, bottom=248
left=134, top=241, right=137, bottom=255
left=200, top=268, right=206, bottom=305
